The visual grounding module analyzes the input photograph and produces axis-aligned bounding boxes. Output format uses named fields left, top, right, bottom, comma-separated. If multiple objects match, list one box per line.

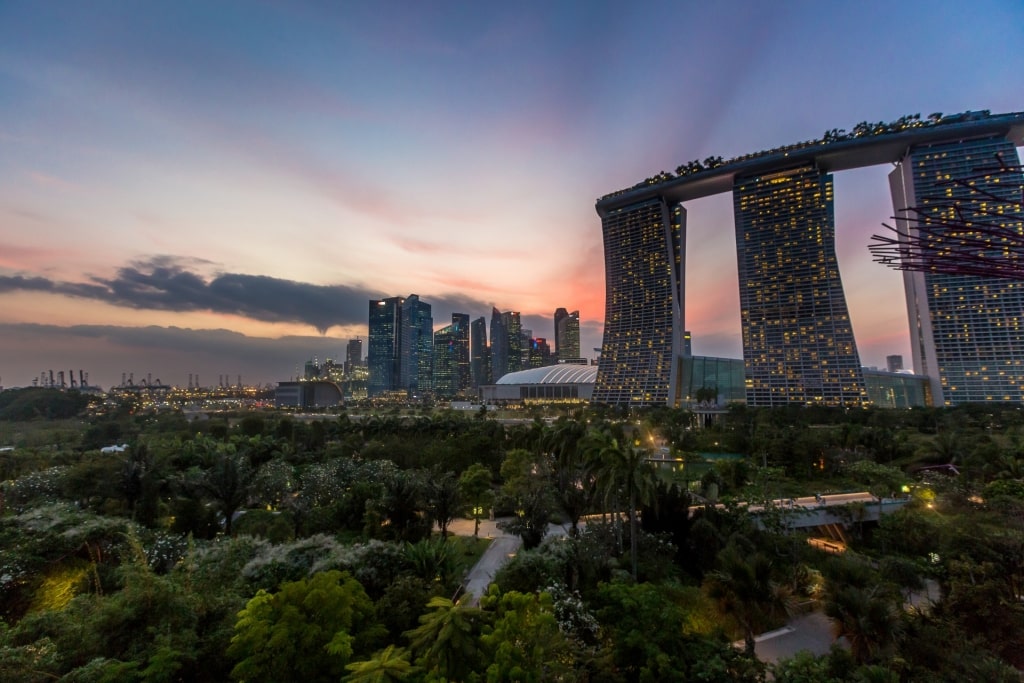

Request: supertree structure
left=869, top=154, right=1024, bottom=278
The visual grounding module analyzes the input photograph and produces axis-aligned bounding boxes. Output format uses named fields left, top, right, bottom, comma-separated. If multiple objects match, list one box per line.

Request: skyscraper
left=733, top=166, right=866, bottom=406
left=528, top=337, right=552, bottom=367
left=452, top=313, right=470, bottom=393
left=470, top=316, right=488, bottom=388
left=345, top=338, right=363, bottom=375
left=489, top=307, right=507, bottom=382
left=886, top=355, right=904, bottom=374
left=554, top=308, right=581, bottom=361
left=592, top=197, right=685, bottom=406
left=594, top=110, right=1024, bottom=407
left=368, top=297, right=403, bottom=396
left=489, top=307, right=522, bottom=381
left=368, top=294, right=433, bottom=397
left=433, top=314, right=469, bottom=398
left=400, top=294, right=433, bottom=396
left=890, top=136, right=1024, bottom=404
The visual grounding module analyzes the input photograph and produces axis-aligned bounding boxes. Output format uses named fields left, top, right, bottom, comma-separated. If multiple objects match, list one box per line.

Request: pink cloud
left=0, top=243, right=73, bottom=270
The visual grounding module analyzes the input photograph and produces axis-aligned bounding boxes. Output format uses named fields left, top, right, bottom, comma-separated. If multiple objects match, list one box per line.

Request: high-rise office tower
left=433, top=314, right=469, bottom=398
left=890, top=137, right=1024, bottom=404
left=734, top=166, right=866, bottom=406
left=489, top=308, right=522, bottom=380
left=886, top=355, right=904, bottom=374
left=368, top=296, right=403, bottom=396
left=593, top=198, right=685, bottom=406
left=554, top=308, right=581, bottom=361
left=345, top=338, right=363, bottom=375
left=470, top=316, right=488, bottom=387
left=528, top=337, right=552, bottom=367
left=452, top=313, right=470, bottom=392
left=489, top=308, right=507, bottom=382
left=520, top=327, right=532, bottom=369
left=683, top=330, right=692, bottom=357
left=400, top=295, right=433, bottom=396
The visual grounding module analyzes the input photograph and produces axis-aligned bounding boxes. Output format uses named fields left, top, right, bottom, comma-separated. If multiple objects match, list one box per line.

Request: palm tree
left=343, top=645, right=417, bottom=683
left=545, top=419, right=593, bottom=537
left=705, top=545, right=792, bottom=657
left=825, top=584, right=902, bottom=664
left=585, top=428, right=660, bottom=580
left=425, top=470, right=461, bottom=540
left=405, top=596, right=485, bottom=681
left=202, top=448, right=254, bottom=535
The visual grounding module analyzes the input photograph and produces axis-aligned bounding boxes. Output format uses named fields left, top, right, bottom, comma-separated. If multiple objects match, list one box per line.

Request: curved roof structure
left=596, top=110, right=1024, bottom=216
left=495, top=365, right=597, bottom=385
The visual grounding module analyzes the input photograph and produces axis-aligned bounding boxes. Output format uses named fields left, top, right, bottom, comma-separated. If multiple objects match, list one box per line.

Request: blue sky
left=1, top=0, right=1023, bottom=389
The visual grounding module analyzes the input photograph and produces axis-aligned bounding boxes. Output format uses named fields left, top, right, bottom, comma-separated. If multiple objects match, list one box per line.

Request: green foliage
left=458, top=462, right=494, bottom=537
left=983, top=477, right=1024, bottom=500
left=233, top=509, right=294, bottom=543
left=405, top=595, right=486, bottom=682
left=479, top=589, right=574, bottom=683
left=594, top=580, right=763, bottom=682
left=771, top=650, right=842, bottom=683
left=0, top=388, right=90, bottom=421
left=228, top=570, right=383, bottom=683
left=704, top=543, right=792, bottom=656
left=344, top=644, right=417, bottom=683
left=496, top=449, right=556, bottom=550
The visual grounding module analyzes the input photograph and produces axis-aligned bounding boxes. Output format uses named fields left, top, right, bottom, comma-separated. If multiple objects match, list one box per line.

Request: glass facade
left=432, top=322, right=458, bottom=397
left=554, top=308, right=581, bottom=361
left=400, top=295, right=433, bottom=396
left=470, top=316, right=488, bottom=387
left=489, top=308, right=522, bottom=381
left=368, top=297, right=402, bottom=397
left=891, top=137, right=1024, bottom=404
left=863, top=370, right=929, bottom=408
left=734, top=166, right=866, bottom=406
left=593, top=197, right=685, bottom=406
left=680, top=356, right=746, bottom=404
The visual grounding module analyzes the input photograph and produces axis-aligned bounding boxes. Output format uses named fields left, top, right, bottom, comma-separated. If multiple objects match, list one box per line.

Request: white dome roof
left=495, top=365, right=597, bottom=385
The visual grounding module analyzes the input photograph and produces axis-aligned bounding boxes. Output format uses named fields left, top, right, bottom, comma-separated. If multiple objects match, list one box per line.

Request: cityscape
left=2, top=3, right=1024, bottom=681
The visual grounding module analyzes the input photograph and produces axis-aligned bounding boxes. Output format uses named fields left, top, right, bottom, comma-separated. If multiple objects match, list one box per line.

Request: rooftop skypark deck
left=596, top=110, right=1024, bottom=215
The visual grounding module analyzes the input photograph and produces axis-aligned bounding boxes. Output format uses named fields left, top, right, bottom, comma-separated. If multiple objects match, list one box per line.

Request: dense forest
left=1, top=391, right=1022, bottom=681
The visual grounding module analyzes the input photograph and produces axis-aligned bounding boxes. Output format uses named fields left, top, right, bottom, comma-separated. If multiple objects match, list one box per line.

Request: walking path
left=749, top=611, right=835, bottom=663
left=445, top=517, right=572, bottom=604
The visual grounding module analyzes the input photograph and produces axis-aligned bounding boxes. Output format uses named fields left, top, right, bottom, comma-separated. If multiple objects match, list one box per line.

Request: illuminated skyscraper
left=489, top=308, right=522, bottom=381
left=368, top=296, right=403, bottom=396
left=594, top=110, right=1024, bottom=407
left=453, top=313, right=471, bottom=392
left=554, top=308, right=581, bottom=361
left=432, top=313, right=469, bottom=397
left=734, top=166, right=866, bottom=406
left=345, top=338, right=363, bottom=375
left=368, top=294, right=432, bottom=397
left=470, top=316, right=488, bottom=387
left=890, top=137, right=1024, bottom=404
left=400, top=295, right=433, bottom=396
left=592, top=197, right=685, bottom=406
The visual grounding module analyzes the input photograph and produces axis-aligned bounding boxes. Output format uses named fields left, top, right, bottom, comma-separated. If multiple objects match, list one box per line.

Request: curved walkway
left=446, top=517, right=574, bottom=605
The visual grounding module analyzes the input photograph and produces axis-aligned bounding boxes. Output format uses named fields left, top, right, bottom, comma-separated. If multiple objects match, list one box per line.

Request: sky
left=1, top=0, right=1023, bottom=390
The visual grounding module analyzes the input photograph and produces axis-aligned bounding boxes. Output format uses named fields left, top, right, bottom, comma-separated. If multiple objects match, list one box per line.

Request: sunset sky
left=2, top=1, right=1023, bottom=390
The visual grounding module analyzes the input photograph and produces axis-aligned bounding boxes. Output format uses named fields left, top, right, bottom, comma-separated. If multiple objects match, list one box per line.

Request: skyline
left=2, top=1, right=1024, bottom=389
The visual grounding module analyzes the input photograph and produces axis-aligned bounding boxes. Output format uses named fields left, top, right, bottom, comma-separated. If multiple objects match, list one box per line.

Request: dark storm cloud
left=0, top=257, right=525, bottom=337
left=0, top=274, right=111, bottom=299
left=2, top=257, right=381, bottom=334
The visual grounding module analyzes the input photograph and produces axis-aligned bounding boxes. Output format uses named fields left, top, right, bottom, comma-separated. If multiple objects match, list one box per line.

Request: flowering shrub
left=4, top=466, right=69, bottom=512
